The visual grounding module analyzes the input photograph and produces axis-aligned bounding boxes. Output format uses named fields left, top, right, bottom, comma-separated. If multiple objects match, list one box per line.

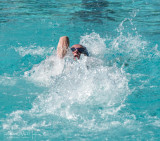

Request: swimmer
left=57, top=36, right=89, bottom=60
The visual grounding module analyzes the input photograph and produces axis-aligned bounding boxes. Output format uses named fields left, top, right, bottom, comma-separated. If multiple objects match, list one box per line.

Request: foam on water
left=0, top=75, right=17, bottom=86
left=14, top=44, right=54, bottom=57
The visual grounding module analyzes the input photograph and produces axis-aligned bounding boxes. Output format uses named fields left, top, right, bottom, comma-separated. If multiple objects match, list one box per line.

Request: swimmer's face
left=72, top=49, right=81, bottom=60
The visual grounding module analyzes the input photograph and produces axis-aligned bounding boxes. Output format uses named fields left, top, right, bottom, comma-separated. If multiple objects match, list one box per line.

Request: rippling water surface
left=0, top=0, right=160, bottom=140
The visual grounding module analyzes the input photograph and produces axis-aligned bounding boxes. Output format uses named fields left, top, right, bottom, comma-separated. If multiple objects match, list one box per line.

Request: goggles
left=71, top=47, right=86, bottom=53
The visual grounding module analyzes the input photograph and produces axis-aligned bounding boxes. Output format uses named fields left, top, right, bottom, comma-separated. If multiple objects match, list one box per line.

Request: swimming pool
left=0, top=0, right=160, bottom=140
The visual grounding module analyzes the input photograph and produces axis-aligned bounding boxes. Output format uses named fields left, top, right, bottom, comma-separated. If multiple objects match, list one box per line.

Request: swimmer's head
left=71, top=45, right=89, bottom=60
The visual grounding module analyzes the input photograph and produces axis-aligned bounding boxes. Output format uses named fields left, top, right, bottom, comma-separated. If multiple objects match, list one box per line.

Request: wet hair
left=57, top=36, right=70, bottom=58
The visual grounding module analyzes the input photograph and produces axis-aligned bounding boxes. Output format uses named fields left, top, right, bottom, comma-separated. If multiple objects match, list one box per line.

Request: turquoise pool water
left=0, top=0, right=160, bottom=140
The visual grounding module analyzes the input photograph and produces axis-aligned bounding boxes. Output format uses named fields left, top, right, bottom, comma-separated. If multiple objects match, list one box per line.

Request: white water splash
left=24, top=55, right=65, bottom=86
left=80, top=32, right=106, bottom=57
